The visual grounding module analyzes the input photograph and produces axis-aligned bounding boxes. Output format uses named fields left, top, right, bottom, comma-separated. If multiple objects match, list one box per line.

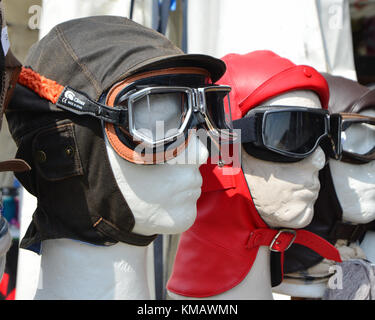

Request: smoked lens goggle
left=232, top=106, right=342, bottom=162
left=338, top=113, right=375, bottom=164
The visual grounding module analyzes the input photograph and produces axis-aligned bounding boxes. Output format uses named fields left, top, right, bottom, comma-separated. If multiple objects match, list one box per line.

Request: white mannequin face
left=242, top=90, right=326, bottom=229
left=105, top=132, right=208, bottom=236
left=329, top=109, right=375, bottom=224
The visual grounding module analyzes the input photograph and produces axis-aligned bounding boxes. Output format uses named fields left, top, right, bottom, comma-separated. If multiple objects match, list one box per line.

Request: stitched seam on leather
left=55, top=25, right=101, bottom=96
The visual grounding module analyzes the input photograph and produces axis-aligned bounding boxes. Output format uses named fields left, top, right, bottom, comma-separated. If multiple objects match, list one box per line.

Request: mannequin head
left=102, top=67, right=220, bottom=236
left=7, top=16, right=226, bottom=252
left=226, top=51, right=329, bottom=229
left=167, top=51, right=336, bottom=299
left=242, top=90, right=325, bottom=229
left=324, top=74, right=375, bottom=225
left=280, top=74, right=375, bottom=298
left=329, top=108, right=375, bottom=224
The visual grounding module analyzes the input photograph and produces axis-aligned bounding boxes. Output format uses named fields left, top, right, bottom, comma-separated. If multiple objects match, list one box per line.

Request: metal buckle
left=269, top=229, right=297, bottom=252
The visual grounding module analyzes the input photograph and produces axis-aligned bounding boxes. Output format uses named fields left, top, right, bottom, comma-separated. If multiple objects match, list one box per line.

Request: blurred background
left=0, top=0, right=374, bottom=300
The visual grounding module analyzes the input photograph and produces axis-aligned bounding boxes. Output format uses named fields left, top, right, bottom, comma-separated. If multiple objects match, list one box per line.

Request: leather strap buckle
left=269, top=229, right=297, bottom=252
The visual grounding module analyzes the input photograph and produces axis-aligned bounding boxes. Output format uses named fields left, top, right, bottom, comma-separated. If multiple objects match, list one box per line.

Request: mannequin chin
left=243, top=148, right=324, bottom=229
left=169, top=90, right=325, bottom=300
left=243, top=90, right=325, bottom=229
left=106, top=132, right=208, bottom=236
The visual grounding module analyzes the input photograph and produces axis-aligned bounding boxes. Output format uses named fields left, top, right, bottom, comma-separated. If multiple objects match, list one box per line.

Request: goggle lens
left=263, top=110, right=327, bottom=155
left=205, top=89, right=233, bottom=131
left=342, top=121, right=375, bottom=156
left=132, top=91, right=189, bottom=143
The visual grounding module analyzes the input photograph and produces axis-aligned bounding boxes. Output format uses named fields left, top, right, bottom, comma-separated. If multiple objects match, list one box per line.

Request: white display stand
left=187, top=0, right=357, bottom=81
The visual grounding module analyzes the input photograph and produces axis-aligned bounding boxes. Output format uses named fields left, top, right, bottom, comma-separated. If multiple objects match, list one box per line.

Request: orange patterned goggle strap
left=18, top=67, right=64, bottom=104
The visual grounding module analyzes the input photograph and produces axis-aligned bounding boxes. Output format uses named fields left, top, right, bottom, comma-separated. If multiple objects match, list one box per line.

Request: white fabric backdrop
left=187, top=0, right=357, bottom=80
left=38, top=0, right=153, bottom=39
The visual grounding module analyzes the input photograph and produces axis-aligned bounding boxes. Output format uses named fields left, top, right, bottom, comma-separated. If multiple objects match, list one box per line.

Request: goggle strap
left=351, top=89, right=375, bottom=113
left=232, top=117, right=257, bottom=143
left=56, top=87, right=125, bottom=125
left=18, top=67, right=126, bottom=126
left=341, top=151, right=374, bottom=164
left=18, top=67, right=64, bottom=104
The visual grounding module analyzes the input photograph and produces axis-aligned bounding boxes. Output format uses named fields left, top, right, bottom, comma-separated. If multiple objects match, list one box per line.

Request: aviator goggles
left=18, top=67, right=233, bottom=164
left=337, top=113, right=375, bottom=164
left=232, top=106, right=342, bottom=162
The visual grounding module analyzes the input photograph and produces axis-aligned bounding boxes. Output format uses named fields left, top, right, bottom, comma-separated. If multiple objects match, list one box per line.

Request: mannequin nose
left=189, top=132, right=209, bottom=165
left=173, top=132, right=209, bottom=166
left=304, top=146, right=326, bottom=170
